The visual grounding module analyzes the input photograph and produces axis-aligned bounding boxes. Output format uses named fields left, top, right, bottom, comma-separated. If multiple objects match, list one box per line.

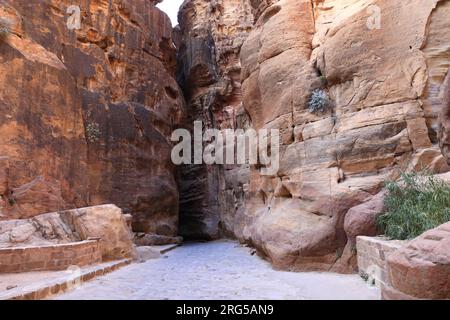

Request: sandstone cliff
left=237, top=0, right=450, bottom=272
left=178, top=0, right=450, bottom=272
left=177, top=0, right=254, bottom=239
left=0, top=0, right=184, bottom=237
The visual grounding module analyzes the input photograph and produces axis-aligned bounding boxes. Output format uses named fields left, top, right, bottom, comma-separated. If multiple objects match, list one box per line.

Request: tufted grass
left=377, top=171, right=450, bottom=240
left=308, top=89, right=331, bottom=114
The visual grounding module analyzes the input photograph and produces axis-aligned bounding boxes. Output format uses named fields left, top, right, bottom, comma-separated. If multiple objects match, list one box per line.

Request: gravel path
left=55, top=240, right=380, bottom=300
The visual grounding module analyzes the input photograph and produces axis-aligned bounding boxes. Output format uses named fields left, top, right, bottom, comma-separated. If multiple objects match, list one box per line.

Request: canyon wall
left=237, top=0, right=450, bottom=272
left=0, top=0, right=184, bottom=237
left=1, top=0, right=449, bottom=274
left=177, top=0, right=253, bottom=239
left=179, top=0, right=450, bottom=271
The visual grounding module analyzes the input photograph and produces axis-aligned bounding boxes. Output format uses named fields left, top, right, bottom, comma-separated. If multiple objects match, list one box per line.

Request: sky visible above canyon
left=157, top=0, right=184, bottom=26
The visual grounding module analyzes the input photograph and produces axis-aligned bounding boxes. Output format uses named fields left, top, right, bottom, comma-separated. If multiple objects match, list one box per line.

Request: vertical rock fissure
left=175, top=0, right=254, bottom=240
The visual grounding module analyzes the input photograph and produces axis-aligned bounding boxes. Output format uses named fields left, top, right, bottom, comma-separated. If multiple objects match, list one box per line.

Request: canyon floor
left=54, top=241, right=380, bottom=300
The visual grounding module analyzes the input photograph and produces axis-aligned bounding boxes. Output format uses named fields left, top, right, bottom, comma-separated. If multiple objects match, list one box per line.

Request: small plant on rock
left=308, top=89, right=331, bottom=114
left=377, top=171, right=450, bottom=240
left=86, top=122, right=101, bottom=143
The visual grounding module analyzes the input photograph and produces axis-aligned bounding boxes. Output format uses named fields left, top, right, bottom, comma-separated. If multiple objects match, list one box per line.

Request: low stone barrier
left=0, top=240, right=102, bottom=273
left=356, top=236, right=406, bottom=287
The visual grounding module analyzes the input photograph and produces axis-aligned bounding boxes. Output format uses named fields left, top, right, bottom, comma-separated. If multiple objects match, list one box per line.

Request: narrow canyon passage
left=54, top=241, right=379, bottom=300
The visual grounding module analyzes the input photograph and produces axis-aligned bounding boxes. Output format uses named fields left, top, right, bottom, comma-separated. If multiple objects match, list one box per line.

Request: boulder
left=69, top=205, right=135, bottom=261
left=134, top=232, right=183, bottom=246
left=344, top=191, right=386, bottom=246
left=383, top=222, right=450, bottom=299
left=0, top=204, right=134, bottom=261
left=133, top=246, right=162, bottom=263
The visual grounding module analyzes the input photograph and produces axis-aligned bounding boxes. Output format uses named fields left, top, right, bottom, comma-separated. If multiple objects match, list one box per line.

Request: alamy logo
left=366, top=5, right=381, bottom=30
left=171, top=121, right=280, bottom=176
left=67, top=5, right=81, bottom=30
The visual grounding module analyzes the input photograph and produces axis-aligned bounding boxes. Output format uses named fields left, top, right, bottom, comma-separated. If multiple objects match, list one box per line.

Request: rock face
left=0, top=204, right=134, bottom=261
left=0, top=0, right=184, bottom=237
left=439, top=70, right=450, bottom=164
left=175, top=0, right=450, bottom=271
left=177, top=0, right=254, bottom=239
left=228, top=0, right=450, bottom=272
left=383, top=222, right=450, bottom=300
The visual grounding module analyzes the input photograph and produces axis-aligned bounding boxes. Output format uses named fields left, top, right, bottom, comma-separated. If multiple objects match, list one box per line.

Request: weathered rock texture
left=0, top=239, right=103, bottom=273
left=177, top=0, right=254, bottom=239
left=233, top=0, right=450, bottom=272
left=383, top=222, right=450, bottom=300
left=0, top=0, right=184, bottom=238
left=177, top=0, right=450, bottom=270
left=439, top=70, right=450, bottom=164
left=356, top=236, right=406, bottom=289
left=0, top=204, right=134, bottom=261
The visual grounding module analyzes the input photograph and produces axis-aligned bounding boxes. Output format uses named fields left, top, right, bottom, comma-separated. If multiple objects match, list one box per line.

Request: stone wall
left=356, top=236, right=406, bottom=288
left=0, top=240, right=101, bottom=273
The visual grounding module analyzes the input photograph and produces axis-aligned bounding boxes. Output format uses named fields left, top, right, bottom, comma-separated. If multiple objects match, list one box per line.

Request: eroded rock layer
left=0, top=0, right=184, bottom=237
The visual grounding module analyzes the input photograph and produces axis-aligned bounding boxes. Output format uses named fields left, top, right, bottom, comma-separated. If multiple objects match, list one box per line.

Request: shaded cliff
left=0, top=0, right=184, bottom=237
left=176, top=0, right=253, bottom=239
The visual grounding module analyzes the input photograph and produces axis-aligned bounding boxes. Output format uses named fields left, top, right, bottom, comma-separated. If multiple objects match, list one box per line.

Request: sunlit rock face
left=0, top=0, right=185, bottom=237
left=176, top=0, right=254, bottom=239
left=233, top=0, right=450, bottom=272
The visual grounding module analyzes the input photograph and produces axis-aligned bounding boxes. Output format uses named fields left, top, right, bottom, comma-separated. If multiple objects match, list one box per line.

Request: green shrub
left=377, top=171, right=450, bottom=240
left=308, top=89, right=330, bottom=114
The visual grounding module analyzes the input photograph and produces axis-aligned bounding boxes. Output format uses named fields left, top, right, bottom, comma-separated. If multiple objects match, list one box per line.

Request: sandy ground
left=55, top=240, right=380, bottom=300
